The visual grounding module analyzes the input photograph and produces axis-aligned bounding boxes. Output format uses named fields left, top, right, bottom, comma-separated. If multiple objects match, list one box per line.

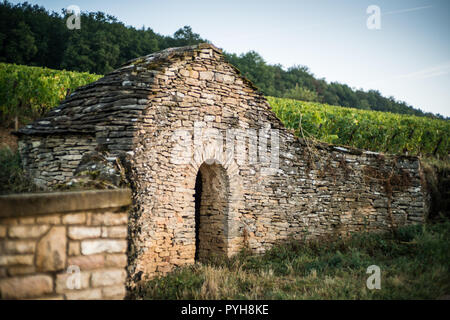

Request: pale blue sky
left=12, top=0, right=450, bottom=116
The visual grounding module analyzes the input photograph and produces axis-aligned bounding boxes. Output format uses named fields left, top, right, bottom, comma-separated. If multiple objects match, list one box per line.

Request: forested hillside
left=0, top=1, right=444, bottom=119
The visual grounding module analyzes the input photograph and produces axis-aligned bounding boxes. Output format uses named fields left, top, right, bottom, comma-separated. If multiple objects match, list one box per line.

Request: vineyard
left=0, top=63, right=101, bottom=127
left=0, top=63, right=448, bottom=158
left=269, top=97, right=449, bottom=158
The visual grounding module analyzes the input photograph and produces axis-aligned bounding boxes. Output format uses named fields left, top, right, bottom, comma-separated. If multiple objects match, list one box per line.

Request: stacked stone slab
left=15, top=44, right=429, bottom=293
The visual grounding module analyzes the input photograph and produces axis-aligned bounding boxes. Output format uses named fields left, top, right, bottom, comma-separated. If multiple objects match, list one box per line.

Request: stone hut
left=16, top=44, right=429, bottom=288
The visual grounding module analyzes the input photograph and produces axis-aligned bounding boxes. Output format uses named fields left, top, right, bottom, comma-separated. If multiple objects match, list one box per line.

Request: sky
left=11, top=0, right=450, bottom=117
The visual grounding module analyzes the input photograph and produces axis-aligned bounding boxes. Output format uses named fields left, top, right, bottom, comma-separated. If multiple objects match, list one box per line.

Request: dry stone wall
left=196, top=163, right=230, bottom=261
left=0, top=189, right=130, bottom=300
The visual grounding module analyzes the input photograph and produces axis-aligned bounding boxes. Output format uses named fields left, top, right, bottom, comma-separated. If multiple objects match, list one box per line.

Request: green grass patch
left=136, top=221, right=450, bottom=300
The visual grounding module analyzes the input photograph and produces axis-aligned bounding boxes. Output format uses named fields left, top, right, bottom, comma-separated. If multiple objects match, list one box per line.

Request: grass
left=136, top=220, right=450, bottom=300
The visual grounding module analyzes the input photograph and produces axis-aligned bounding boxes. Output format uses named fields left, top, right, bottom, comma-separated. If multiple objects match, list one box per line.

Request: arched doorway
left=194, top=161, right=230, bottom=262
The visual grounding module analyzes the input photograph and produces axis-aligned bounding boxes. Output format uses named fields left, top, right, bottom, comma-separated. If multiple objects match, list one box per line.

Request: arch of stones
left=16, top=43, right=428, bottom=291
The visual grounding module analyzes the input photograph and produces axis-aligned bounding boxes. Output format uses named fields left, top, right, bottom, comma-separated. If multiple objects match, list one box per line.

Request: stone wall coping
left=0, top=188, right=132, bottom=218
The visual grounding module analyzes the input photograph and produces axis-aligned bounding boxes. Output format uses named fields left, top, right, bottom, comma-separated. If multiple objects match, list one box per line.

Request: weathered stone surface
left=101, top=226, right=127, bottom=239
left=64, top=288, right=102, bottom=300
left=91, top=213, right=127, bottom=226
left=7, top=266, right=36, bottom=276
left=0, top=275, right=53, bottom=299
left=105, top=254, right=127, bottom=268
left=4, top=241, right=35, bottom=254
left=67, top=151, right=128, bottom=189
left=68, top=227, right=102, bottom=240
left=36, top=215, right=61, bottom=225
left=81, top=240, right=127, bottom=255
left=91, top=269, right=126, bottom=287
left=55, top=271, right=91, bottom=293
left=0, top=226, right=6, bottom=238
left=12, top=43, right=428, bottom=290
left=68, top=241, right=81, bottom=256
left=215, top=73, right=235, bottom=84
left=101, top=285, right=126, bottom=299
left=62, top=213, right=86, bottom=225
left=0, top=218, right=18, bottom=226
left=0, top=190, right=130, bottom=218
left=199, top=71, right=214, bottom=81
left=30, top=295, right=64, bottom=300
left=8, top=225, right=49, bottom=239
left=36, top=226, right=67, bottom=272
left=0, top=255, right=34, bottom=266
left=68, top=255, right=105, bottom=270
left=19, top=217, right=35, bottom=224
left=0, top=192, right=129, bottom=300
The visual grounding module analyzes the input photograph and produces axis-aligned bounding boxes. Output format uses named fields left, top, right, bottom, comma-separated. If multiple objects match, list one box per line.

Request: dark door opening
left=194, top=170, right=202, bottom=261
left=193, top=162, right=229, bottom=262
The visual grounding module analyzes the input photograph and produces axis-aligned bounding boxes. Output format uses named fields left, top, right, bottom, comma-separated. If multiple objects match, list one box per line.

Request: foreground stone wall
left=0, top=189, right=131, bottom=300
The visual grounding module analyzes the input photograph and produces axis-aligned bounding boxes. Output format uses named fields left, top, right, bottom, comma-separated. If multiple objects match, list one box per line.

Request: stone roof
left=17, top=43, right=235, bottom=136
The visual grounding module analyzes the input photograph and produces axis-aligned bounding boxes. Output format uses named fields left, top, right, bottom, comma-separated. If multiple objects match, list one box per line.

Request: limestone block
left=91, top=213, right=127, bottom=226
left=65, top=288, right=102, bottom=300
left=0, top=226, right=6, bottom=238
left=101, top=226, right=127, bottom=239
left=68, top=255, right=105, bottom=270
left=4, top=241, right=35, bottom=254
left=56, top=271, right=90, bottom=293
left=199, top=71, right=214, bottom=81
left=68, top=241, right=81, bottom=256
left=0, top=255, right=34, bottom=267
left=101, top=285, right=126, bottom=299
left=36, top=215, right=61, bottom=225
left=36, top=226, right=67, bottom=272
left=68, top=227, right=102, bottom=240
left=215, top=73, right=235, bottom=83
left=18, top=217, right=35, bottom=224
left=62, top=213, right=86, bottom=225
left=105, top=254, right=127, bottom=268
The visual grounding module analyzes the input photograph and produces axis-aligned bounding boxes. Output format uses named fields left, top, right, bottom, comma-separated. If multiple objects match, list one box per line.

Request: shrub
left=0, top=147, right=37, bottom=194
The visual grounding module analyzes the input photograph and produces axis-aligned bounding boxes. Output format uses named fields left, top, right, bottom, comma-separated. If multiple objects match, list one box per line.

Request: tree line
left=0, top=1, right=445, bottom=119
